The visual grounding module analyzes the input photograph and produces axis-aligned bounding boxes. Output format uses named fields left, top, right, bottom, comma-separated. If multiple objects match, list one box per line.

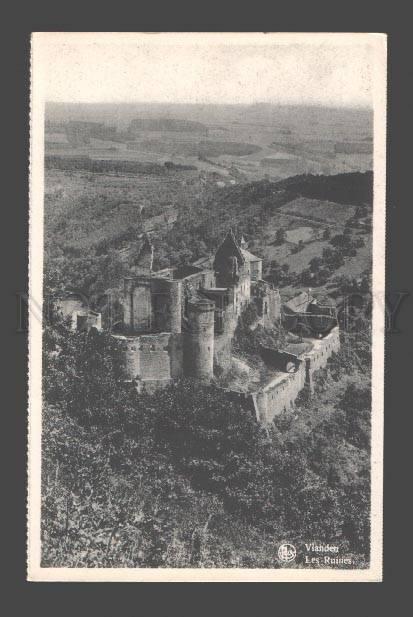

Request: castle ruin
left=58, top=230, right=340, bottom=424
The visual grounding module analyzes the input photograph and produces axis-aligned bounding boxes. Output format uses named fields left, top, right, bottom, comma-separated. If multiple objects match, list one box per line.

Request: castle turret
left=213, top=229, right=246, bottom=286
left=184, top=295, right=215, bottom=380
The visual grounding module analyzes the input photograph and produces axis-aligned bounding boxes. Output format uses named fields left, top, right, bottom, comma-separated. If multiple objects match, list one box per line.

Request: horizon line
left=45, top=100, right=373, bottom=110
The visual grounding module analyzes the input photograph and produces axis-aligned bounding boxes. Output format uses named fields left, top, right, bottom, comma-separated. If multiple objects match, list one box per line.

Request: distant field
left=258, top=191, right=371, bottom=283
left=264, top=239, right=327, bottom=271
left=285, top=226, right=314, bottom=243
left=263, top=233, right=371, bottom=282
left=131, top=139, right=262, bottom=157
left=45, top=103, right=373, bottom=184
left=279, top=197, right=356, bottom=224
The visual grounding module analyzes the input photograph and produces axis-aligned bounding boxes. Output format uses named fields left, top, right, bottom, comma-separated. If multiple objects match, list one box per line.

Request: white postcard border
left=28, top=32, right=386, bottom=582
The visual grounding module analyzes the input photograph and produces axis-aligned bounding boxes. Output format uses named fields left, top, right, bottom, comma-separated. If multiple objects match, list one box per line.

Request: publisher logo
left=278, top=543, right=296, bottom=563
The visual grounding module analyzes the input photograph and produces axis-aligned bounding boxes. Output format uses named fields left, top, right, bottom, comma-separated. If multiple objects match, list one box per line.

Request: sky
left=32, top=33, right=380, bottom=108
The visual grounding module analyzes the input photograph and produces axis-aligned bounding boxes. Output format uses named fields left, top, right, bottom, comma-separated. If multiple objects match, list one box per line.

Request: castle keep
left=59, top=230, right=339, bottom=424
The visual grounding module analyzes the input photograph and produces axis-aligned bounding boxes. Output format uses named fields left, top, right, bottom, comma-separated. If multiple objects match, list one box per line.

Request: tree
left=275, top=228, right=286, bottom=245
left=309, top=256, right=323, bottom=273
left=43, top=316, right=132, bottom=425
left=322, top=247, right=344, bottom=269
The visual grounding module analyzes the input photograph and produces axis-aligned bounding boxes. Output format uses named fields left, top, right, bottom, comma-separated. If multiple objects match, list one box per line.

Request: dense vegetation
left=45, top=155, right=196, bottom=174
left=42, top=310, right=371, bottom=568
left=276, top=172, right=373, bottom=206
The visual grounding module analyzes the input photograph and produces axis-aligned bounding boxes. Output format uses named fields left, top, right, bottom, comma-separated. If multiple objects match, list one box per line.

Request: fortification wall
left=122, top=279, right=133, bottom=329
left=214, top=331, right=233, bottom=369
left=122, top=277, right=152, bottom=332
left=304, top=327, right=340, bottom=392
left=255, top=362, right=307, bottom=423
left=252, top=326, right=340, bottom=423
left=132, top=281, right=152, bottom=331
left=151, top=278, right=182, bottom=333
left=139, top=333, right=174, bottom=381
left=115, top=335, right=141, bottom=381
left=113, top=331, right=183, bottom=387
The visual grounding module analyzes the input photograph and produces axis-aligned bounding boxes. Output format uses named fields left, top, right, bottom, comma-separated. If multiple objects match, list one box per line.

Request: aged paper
left=28, top=32, right=386, bottom=581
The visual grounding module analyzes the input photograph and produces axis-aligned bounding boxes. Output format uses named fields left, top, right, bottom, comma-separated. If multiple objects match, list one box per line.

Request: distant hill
left=276, top=171, right=373, bottom=207
left=129, top=117, right=206, bottom=133
left=214, top=171, right=372, bottom=210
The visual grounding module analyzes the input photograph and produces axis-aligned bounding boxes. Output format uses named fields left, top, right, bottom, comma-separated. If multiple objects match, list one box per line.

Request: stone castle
left=58, top=230, right=340, bottom=424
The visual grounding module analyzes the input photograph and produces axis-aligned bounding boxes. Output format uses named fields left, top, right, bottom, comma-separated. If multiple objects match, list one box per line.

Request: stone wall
left=57, top=297, right=102, bottom=332
left=122, top=276, right=182, bottom=334
left=132, top=281, right=152, bottom=331
left=304, top=327, right=341, bottom=393
left=113, top=331, right=183, bottom=387
left=251, top=282, right=281, bottom=328
left=57, top=297, right=85, bottom=329
left=139, top=333, right=175, bottom=381
left=213, top=312, right=236, bottom=369
left=252, top=327, right=340, bottom=423
left=151, top=278, right=182, bottom=334
left=254, top=362, right=307, bottom=423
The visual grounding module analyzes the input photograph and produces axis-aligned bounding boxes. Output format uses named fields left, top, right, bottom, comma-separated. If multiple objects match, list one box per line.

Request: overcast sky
left=33, top=33, right=380, bottom=108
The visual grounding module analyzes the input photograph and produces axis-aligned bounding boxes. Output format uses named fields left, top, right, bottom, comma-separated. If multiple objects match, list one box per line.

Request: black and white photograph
left=28, top=32, right=386, bottom=581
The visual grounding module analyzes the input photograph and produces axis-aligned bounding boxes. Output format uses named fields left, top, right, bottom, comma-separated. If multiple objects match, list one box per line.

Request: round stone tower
left=167, top=279, right=182, bottom=334
left=185, top=296, right=215, bottom=380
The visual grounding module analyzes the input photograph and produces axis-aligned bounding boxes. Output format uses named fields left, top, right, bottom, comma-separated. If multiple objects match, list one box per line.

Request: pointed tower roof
left=214, top=228, right=245, bottom=265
